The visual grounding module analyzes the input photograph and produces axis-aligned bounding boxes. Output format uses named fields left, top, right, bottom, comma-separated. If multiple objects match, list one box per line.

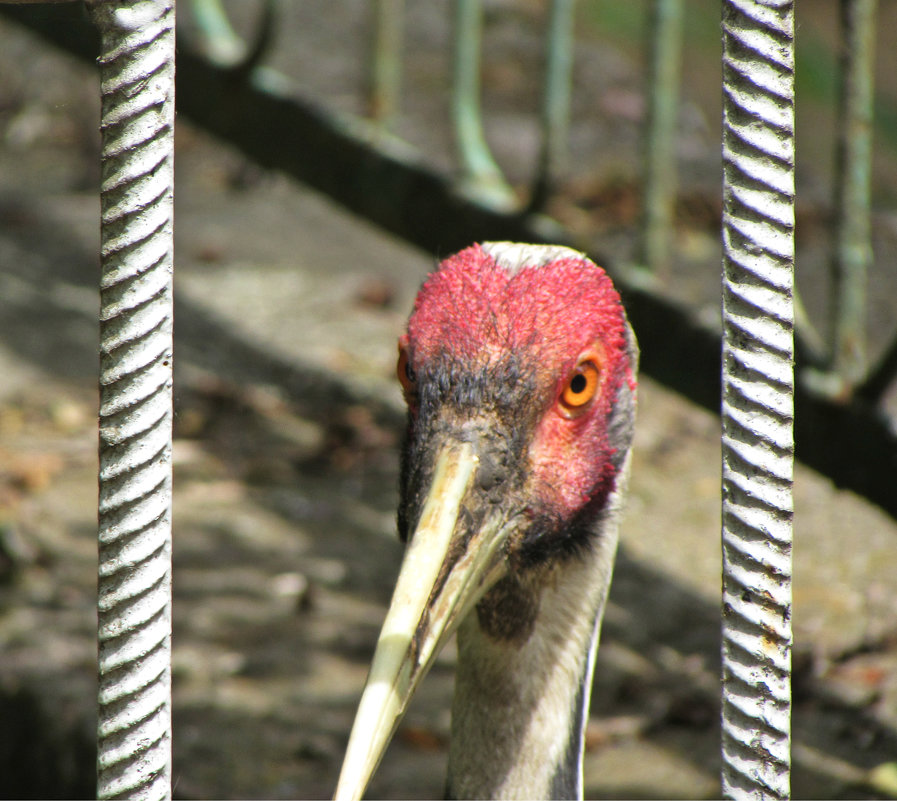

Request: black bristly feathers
left=397, top=339, right=636, bottom=569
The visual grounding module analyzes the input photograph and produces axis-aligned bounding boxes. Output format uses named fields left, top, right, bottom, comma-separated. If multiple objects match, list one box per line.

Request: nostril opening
left=475, top=454, right=507, bottom=492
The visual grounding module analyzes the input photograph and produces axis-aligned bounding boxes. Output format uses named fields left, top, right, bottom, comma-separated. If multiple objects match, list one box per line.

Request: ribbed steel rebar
left=721, top=1, right=794, bottom=799
left=89, top=2, right=175, bottom=799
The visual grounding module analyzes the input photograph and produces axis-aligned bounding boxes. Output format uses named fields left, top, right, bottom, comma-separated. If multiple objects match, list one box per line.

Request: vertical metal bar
left=639, top=0, right=684, bottom=276
left=721, top=1, right=794, bottom=799
left=369, top=0, right=405, bottom=126
left=831, top=0, right=877, bottom=386
left=531, top=0, right=576, bottom=210
left=88, top=2, right=175, bottom=799
left=452, top=0, right=515, bottom=208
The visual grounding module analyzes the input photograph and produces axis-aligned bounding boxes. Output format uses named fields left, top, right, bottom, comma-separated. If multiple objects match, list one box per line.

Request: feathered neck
left=445, top=454, right=630, bottom=800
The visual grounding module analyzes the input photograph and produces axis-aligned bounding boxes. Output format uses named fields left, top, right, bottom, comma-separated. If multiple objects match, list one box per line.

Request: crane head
left=334, top=242, right=638, bottom=800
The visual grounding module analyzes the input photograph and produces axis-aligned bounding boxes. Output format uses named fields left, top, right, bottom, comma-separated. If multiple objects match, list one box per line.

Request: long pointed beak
left=334, top=441, right=510, bottom=801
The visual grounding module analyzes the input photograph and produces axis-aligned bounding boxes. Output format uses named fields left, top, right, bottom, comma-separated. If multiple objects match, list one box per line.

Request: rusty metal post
left=639, top=0, right=684, bottom=275
left=831, top=0, right=877, bottom=387
left=88, top=1, right=175, bottom=798
left=721, top=1, right=794, bottom=799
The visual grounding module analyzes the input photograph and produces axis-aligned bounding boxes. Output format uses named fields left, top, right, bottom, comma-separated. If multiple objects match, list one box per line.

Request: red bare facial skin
left=529, top=340, right=617, bottom=515
left=402, top=244, right=637, bottom=521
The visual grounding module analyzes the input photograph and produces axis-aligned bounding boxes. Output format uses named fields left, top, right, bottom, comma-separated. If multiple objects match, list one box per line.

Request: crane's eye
left=559, top=359, right=600, bottom=414
left=397, top=343, right=416, bottom=396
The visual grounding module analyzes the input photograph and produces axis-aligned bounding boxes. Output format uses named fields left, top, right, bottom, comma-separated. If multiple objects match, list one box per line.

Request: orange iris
left=559, top=358, right=601, bottom=414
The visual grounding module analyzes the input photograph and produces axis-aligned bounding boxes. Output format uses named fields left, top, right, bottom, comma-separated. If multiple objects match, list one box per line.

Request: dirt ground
left=1, top=3, right=897, bottom=799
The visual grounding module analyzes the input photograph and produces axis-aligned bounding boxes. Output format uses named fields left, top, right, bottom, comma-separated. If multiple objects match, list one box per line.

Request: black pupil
left=405, top=361, right=415, bottom=382
left=569, top=372, right=587, bottom=394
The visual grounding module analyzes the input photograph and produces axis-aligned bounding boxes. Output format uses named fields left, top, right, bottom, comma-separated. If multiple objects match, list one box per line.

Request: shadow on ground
left=1, top=189, right=896, bottom=799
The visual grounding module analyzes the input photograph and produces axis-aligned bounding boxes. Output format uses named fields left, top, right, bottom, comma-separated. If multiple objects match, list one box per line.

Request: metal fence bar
left=189, top=0, right=245, bottom=65
left=720, top=1, right=795, bottom=799
left=831, top=0, right=877, bottom=388
left=530, top=0, right=576, bottom=210
left=7, top=0, right=897, bottom=795
left=186, top=0, right=275, bottom=72
left=89, top=1, right=176, bottom=798
left=368, top=0, right=404, bottom=126
left=639, top=0, right=684, bottom=276
left=452, top=0, right=515, bottom=208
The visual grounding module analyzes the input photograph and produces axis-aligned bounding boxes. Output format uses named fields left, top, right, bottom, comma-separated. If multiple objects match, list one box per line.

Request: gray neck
left=445, top=460, right=629, bottom=800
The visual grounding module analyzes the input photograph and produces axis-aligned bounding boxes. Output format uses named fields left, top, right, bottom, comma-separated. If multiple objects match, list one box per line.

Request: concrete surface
left=1, top=6, right=897, bottom=799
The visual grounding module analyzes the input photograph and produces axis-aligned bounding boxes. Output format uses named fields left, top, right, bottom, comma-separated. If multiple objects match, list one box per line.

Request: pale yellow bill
left=333, top=441, right=509, bottom=801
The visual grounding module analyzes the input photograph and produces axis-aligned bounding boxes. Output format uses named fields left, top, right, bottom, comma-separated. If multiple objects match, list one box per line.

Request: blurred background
left=0, top=1, right=896, bottom=798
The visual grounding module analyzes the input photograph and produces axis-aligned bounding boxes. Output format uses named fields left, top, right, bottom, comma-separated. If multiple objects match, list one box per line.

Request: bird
left=334, top=241, right=638, bottom=800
